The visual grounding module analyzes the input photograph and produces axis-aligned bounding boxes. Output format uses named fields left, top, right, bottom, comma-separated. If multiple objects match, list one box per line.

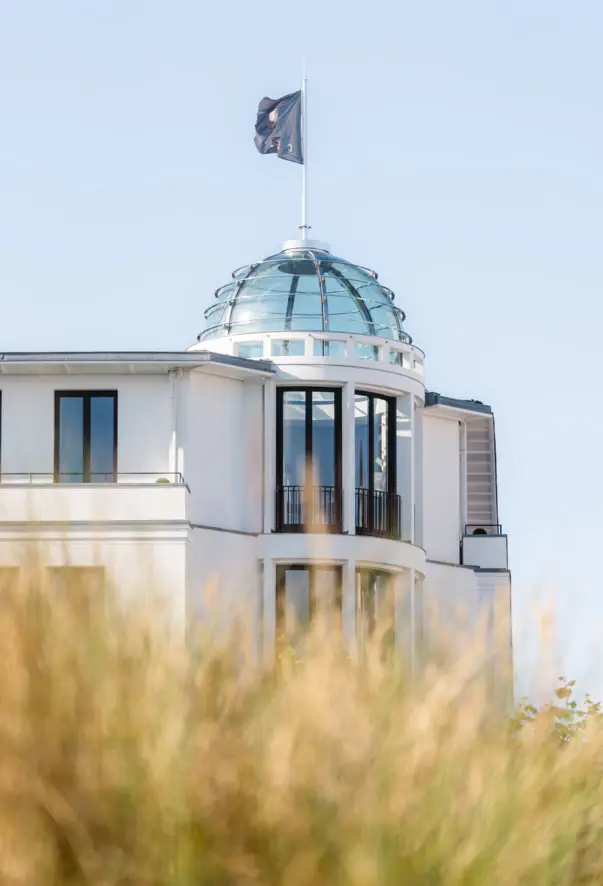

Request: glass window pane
left=271, top=339, right=305, bottom=357
left=237, top=342, right=264, bottom=359
left=278, top=567, right=311, bottom=636
left=58, top=396, right=84, bottom=482
left=313, top=567, right=342, bottom=629
left=313, top=339, right=346, bottom=357
left=282, top=391, right=306, bottom=487
left=373, top=398, right=389, bottom=493
left=311, top=391, right=336, bottom=488
left=90, top=396, right=116, bottom=482
left=357, top=569, right=394, bottom=642
left=389, top=349, right=404, bottom=366
left=290, top=274, right=324, bottom=332
left=355, top=343, right=380, bottom=361
left=355, top=394, right=369, bottom=489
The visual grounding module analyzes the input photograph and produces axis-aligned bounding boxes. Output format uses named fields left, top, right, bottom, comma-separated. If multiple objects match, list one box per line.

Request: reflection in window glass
left=277, top=567, right=311, bottom=636
left=56, top=393, right=116, bottom=484
left=276, top=565, right=342, bottom=641
left=355, top=343, right=380, bottom=361
left=90, top=397, right=116, bottom=482
left=313, top=339, right=346, bottom=357
left=312, top=391, right=336, bottom=487
left=355, top=394, right=370, bottom=489
left=356, top=569, right=395, bottom=645
left=290, top=274, right=323, bottom=332
left=271, top=339, right=305, bottom=357
left=373, top=398, right=388, bottom=493
left=389, top=349, right=404, bottom=366
left=59, top=396, right=84, bottom=482
left=237, top=342, right=265, bottom=359
left=282, top=391, right=306, bottom=487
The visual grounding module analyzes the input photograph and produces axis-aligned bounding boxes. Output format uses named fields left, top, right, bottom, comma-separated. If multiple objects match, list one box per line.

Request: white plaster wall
left=422, top=413, right=461, bottom=564
left=186, top=527, right=261, bottom=638
left=184, top=373, right=264, bottom=533
left=0, top=374, right=173, bottom=476
left=423, top=561, right=480, bottom=637
left=0, top=485, right=188, bottom=523
left=0, top=533, right=188, bottom=627
left=423, top=561, right=513, bottom=705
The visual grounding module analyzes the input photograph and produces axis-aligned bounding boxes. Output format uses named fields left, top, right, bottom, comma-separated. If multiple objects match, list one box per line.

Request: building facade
left=0, top=239, right=512, bottom=679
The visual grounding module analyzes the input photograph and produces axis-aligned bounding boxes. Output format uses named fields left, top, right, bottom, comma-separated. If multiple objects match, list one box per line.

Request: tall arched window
left=355, top=392, right=400, bottom=538
left=276, top=388, right=342, bottom=532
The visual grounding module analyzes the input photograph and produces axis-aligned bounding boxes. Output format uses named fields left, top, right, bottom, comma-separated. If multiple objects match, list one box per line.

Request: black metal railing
left=355, top=488, right=402, bottom=540
left=275, top=485, right=342, bottom=533
left=0, top=472, right=189, bottom=490
left=464, top=524, right=502, bottom=537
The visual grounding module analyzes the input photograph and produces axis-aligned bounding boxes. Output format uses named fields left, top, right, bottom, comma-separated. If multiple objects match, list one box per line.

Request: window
left=276, top=388, right=342, bottom=532
left=355, top=392, right=399, bottom=537
left=55, top=392, right=117, bottom=483
left=356, top=569, right=395, bottom=648
left=271, top=339, right=305, bottom=357
left=354, top=343, right=380, bottom=361
left=237, top=342, right=265, bottom=359
left=313, top=339, right=346, bottom=357
left=276, top=565, right=342, bottom=642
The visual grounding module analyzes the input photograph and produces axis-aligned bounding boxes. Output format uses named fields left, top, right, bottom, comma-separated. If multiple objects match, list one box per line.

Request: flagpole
left=300, top=62, right=308, bottom=240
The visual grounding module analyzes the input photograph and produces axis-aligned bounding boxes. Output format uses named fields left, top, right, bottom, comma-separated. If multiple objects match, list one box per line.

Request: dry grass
left=0, top=569, right=600, bottom=885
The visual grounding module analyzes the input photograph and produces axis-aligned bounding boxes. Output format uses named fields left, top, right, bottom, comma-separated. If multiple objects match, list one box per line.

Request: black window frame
left=275, top=386, right=343, bottom=532
left=355, top=390, right=397, bottom=495
left=275, top=563, right=343, bottom=637
left=355, top=567, right=396, bottom=650
left=54, top=391, right=118, bottom=483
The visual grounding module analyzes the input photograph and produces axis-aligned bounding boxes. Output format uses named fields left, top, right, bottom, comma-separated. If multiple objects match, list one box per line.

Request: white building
left=0, top=238, right=511, bottom=682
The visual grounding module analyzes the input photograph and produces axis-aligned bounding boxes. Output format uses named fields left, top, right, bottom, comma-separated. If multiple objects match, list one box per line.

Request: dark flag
left=254, top=91, right=304, bottom=165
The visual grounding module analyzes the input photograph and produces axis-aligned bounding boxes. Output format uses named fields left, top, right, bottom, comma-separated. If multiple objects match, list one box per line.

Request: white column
left=175, top=370, right=189, bottom=482
left=342, top=382, right=356, bottom=534
left=394, top=568, right=410, bottom=660
left=262, top=559, right=276, bottom=666
left=409, top=396, right=416, bottom=545
left=341, top=559, right=357, bottom=652
left=263, top=379, right=276, bottom=534
left=414, top=404, right=424, bottom=549
left=409, top=569, right=417, bottom=673
left=396, top=394, right=413, bottom=542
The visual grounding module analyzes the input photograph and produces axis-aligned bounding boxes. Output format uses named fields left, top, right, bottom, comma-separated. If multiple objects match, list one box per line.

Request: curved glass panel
left=198, top=247, right=411, bottom=343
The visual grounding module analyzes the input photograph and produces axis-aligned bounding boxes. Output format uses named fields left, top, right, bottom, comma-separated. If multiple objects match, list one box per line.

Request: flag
left=254, top=91, right=303, bottom=165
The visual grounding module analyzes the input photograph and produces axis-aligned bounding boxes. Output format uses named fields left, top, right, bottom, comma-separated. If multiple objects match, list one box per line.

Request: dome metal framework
left=198, top=243, right=411, bottom=343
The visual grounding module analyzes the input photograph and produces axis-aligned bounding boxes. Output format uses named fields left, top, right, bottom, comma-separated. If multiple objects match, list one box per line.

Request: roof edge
left=425, top=391, right=492, bottom=415
left=0, top=351, right=275, bottom=374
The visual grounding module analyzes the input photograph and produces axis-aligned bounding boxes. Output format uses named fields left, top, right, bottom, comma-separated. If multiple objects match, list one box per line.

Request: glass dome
left=198, top=241, right=411, bottom=343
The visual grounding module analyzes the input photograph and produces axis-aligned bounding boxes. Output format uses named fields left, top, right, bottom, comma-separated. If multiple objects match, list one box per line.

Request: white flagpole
left=300, top=61, right=308, bottom=240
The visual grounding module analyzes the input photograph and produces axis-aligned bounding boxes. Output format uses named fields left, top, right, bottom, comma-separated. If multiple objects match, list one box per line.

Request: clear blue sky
left=1, top=1, right=602, bottom=695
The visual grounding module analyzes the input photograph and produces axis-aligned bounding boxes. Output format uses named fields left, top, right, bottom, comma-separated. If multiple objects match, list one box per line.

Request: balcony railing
left=355, top=488, right=402, bottom=540
left=275, top=485, right=342, bottom=533
left=464, top=524, right=502, bottom=537
left=0, top=472, right=189, bottom=490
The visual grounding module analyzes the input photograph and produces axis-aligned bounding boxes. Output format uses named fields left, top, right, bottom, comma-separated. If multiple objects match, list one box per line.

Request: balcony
left=1, top=472, right=189, bottom=486
left=462, top=524, right=508, bottom=570
left=275, top=485, right=342, bottom=533
left=0, top=473, right=189, bottom=524
left=355, top=488, right=402, bottom=540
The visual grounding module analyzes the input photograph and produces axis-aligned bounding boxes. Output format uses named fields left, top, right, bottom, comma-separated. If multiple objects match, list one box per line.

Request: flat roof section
left=425, top=391, right=492, bottom=415
left=0, top=351, right=275, bottom=376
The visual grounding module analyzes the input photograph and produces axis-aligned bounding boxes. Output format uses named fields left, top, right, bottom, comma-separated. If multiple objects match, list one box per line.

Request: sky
left=1, top=1, right=602, bottom=696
